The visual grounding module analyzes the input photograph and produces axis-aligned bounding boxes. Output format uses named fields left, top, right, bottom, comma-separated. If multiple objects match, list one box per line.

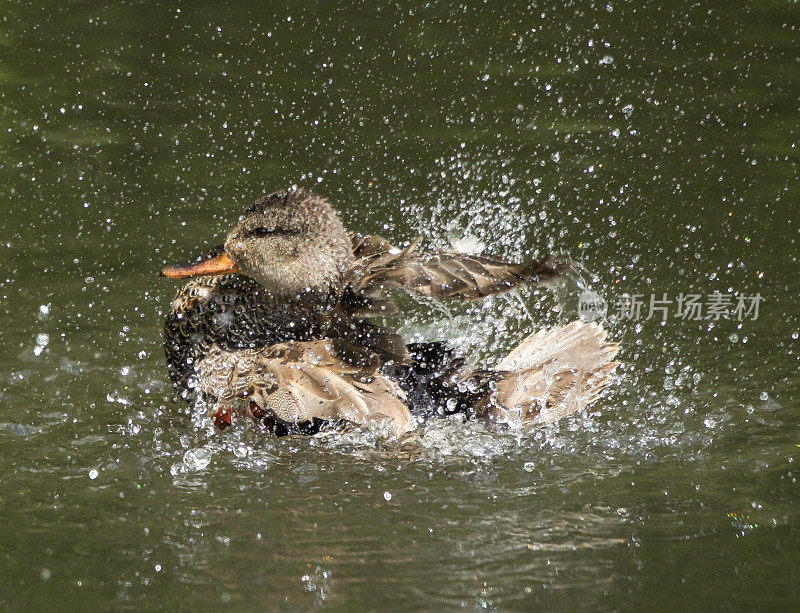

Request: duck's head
left=161, top=188, right=354, bottom=298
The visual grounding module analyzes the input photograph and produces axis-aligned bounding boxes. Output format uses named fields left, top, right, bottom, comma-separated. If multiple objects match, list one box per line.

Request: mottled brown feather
left=348, top=233, right=566, bottom=301
left=196, top=341, right=413, bottom=435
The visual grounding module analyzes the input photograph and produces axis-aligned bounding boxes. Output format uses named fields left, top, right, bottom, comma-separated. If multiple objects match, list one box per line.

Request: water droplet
left=183, top=448, right=212, bottom=471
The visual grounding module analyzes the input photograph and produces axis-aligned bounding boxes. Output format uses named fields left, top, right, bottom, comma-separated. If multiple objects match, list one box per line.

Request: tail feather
left=491, top=321, right=619, bottom=424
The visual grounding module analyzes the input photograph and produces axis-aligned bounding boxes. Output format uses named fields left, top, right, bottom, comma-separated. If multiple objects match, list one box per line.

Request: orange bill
left=161, top=247, right=239, bottom=278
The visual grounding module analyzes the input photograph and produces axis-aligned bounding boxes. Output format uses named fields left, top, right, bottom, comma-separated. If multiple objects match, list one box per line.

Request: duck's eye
left=249, top=226, right=301, bottom=238
left=251, top=227, right=278, bottom=237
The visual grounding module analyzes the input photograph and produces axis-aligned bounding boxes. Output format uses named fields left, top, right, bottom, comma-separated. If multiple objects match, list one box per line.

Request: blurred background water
left=1, top=0, right=799, bottom=609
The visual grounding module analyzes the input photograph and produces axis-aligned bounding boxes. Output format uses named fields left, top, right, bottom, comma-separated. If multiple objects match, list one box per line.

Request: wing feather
left=348, top=233, right=566, bottom=301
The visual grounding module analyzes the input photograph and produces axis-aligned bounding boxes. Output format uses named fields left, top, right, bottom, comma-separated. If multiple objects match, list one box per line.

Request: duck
left=161, top=188, right=619, bottom=437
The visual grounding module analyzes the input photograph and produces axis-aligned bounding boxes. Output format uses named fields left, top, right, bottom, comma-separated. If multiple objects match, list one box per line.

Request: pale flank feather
left=197, top=341, right=413, bottom=435
left=488, top=321, right=619, bottom=424
left=348, top=233, right=566, bottom=301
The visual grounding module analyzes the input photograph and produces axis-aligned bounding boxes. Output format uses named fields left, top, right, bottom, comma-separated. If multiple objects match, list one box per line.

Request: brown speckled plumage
left=162, top=188, right=618, bottom=435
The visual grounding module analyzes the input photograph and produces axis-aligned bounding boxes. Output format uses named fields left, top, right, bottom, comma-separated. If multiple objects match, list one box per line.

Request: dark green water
left=1, top=0, right=799, bottom=609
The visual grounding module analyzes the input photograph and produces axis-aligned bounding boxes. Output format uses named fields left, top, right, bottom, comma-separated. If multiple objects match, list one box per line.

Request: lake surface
left=1, top=0, right=798, bottom=609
